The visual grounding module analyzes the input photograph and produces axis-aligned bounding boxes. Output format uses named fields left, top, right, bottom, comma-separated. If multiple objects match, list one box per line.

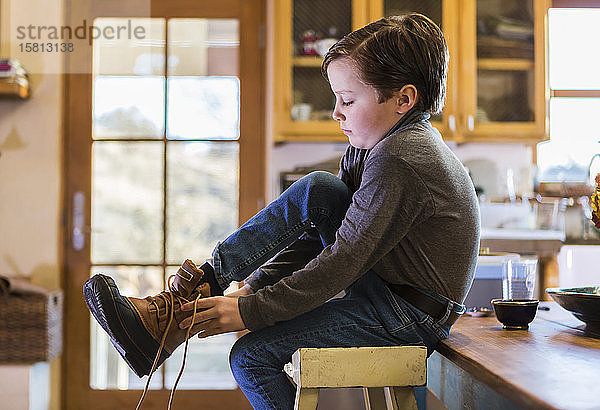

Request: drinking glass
left=502, top=258, right=537, bottom=300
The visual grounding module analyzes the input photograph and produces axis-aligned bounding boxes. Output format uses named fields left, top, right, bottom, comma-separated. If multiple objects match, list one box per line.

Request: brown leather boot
left=83, top=259, right=212, bottom=377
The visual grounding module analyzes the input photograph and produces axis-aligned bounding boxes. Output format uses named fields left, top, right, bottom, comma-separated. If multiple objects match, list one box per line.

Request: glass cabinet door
left=461, top=0, right=546, bottom=139
left=381, top=1, right=444, bottom=127
left=291, top=0, right=353, bottom=123
left=274, top=0, right=369, bottom=140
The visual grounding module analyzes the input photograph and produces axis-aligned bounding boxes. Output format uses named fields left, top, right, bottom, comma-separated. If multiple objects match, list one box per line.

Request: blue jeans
left=211, top=171, right=463, bottom=409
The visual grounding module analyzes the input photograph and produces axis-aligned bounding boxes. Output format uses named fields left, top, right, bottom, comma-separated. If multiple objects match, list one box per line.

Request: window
left=537, top=8, right=600, bottom=183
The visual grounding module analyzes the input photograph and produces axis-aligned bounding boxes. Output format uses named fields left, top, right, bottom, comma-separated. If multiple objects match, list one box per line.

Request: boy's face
left=327, top=58, right=403, bottom=149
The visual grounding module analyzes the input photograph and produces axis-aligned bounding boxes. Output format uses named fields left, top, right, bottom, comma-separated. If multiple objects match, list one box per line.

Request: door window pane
left=93, top=77, right=165, bottom=139
left=90, top=266, right=163, bottom=390
left=93, top=18, right=165, bottom=76
left=166, top=142, right=239, bottom=264
left=168, top=19, right=239, bottom=77
left=164, top=333, right=238, bottom=389
left=549, top=9, right=600, bottom=90
left=167, top=19, right=240, bottom=140
left=163, top=266, right=238, bottom=389
left=167, top=77, right=240, bottom=140
left=92, top=19, right=166, bottom=139
left=91, top=142, right=164, bottom=264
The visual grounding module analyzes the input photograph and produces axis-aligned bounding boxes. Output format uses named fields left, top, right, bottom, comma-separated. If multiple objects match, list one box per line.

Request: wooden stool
left=286, top=346, right=427, bottom=410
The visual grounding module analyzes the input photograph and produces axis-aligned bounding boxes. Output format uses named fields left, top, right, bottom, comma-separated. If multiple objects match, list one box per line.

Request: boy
left=84, top=13, right=480, bottom=409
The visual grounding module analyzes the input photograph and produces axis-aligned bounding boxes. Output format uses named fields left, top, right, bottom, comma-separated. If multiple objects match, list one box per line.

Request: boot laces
left=135, top=274, right=204, bottom=410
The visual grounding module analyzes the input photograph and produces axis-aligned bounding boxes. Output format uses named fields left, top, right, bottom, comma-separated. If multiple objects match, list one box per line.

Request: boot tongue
left=171, top=259, right=205, bottom=299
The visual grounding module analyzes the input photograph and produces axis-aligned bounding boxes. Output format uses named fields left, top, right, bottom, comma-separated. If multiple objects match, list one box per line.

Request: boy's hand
left=179, top=295, right=246, bottom=338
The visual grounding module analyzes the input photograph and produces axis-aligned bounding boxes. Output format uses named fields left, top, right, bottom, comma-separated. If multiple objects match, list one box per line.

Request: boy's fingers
left=182, top=297, right=217, bottom=311
left=179, top=308, right=216, bottom=329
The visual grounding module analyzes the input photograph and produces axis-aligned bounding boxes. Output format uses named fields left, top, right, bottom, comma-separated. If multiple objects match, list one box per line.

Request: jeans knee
left=304, top=170, right=339, bottom=189
left=229, top=334, right=260, bottom=383
left=229, top=337, right=247, bottom=377
left=285, top=171, right=347, bottom=201
left=229, top=334, right=294, bottom=409
left=302, top=171, right=350, bottom=202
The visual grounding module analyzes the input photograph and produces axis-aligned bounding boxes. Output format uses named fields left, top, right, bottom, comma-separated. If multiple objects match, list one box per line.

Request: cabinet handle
left=467, top=114, right=475, bottom=132
left=448, top=114, right=456, bottom=132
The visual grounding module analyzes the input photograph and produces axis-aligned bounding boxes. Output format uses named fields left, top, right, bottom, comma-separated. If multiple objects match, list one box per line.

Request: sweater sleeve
left=338, top=149, right=353, bottom=189
left=238, top=144, right=435, bottom=331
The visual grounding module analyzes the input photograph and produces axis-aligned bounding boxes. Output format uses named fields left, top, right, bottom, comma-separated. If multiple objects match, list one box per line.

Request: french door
left=63, top=0, right=265, bottom=408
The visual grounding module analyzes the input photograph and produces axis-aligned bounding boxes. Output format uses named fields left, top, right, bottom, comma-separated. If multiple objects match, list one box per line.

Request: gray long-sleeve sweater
left=238, top=112, right=480, bottom=331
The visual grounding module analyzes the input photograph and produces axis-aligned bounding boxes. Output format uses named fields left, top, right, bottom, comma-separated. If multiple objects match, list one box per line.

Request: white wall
left=268, top=142, right=348, bottom=200
left=0, top=363, right=51, bottom=410
left=0, top=0, right=63, bottom=293
left=0, top=0, right=64, bottom=408
left=450, top=142, right=534, bottom=198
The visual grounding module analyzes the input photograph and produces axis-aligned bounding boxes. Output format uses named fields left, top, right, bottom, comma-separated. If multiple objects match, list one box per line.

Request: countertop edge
left=435, top=341, right=556, bottom=410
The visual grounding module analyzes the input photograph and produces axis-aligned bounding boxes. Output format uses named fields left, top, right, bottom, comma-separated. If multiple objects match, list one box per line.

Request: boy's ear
left=395, top=84, right=418, bottom=114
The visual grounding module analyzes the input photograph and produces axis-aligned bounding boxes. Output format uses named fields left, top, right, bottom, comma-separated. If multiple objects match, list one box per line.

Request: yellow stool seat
left=286, top=346, right=427, bottom=410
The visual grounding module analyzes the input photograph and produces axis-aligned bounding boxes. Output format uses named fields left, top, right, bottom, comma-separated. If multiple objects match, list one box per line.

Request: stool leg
left=294, top=387, right=319, bottom=410
left=363, top=387, right=387, bottom=410
left=386, top=386, right=417, bottom=410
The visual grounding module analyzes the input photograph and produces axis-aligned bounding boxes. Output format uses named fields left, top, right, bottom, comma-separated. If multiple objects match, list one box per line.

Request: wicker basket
left=0, top=286, right=63, bottom=364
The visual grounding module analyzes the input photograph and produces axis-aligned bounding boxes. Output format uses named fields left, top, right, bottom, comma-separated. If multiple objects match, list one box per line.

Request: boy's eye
left=341, top=100, right=354, bottom=106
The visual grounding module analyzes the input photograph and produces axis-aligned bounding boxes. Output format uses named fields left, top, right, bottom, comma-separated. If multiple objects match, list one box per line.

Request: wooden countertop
left=437, top=302, right=600, bottom=409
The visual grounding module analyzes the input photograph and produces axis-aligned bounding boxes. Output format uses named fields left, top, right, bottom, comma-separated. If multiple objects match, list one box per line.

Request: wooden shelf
left=274, top=118, right=446, bottom=143
left=274, top=134, right=347, bottom=143
left=477, top=58, right=534, bottom=71
left=551, top=90, right=600, bottom=98
left=0, top=79, right=30, bottom=99
left=292, top=57, right=535, bottom=74
left=292, top=56, right=324, bottom=67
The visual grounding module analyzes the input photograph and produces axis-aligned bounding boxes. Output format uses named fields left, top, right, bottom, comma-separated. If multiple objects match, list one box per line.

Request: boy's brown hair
left=322, top=13, right=448, bottom=115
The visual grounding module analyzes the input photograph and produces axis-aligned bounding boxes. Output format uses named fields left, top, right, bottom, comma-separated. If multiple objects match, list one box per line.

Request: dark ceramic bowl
left=491, top=299, right=539, bottom=329
left=546, top=287, right=600, bottom=333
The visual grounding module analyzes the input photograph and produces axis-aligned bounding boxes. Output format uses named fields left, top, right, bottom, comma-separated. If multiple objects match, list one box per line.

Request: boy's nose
left=331, top=107, right=345, bottom=122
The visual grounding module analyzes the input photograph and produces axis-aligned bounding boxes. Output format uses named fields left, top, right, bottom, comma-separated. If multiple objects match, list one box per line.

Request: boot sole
left=83, top=274, right=170, bottom=377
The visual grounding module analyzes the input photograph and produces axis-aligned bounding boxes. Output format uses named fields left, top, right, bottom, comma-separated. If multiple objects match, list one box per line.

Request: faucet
left=587, top=152, right=600, bottom=185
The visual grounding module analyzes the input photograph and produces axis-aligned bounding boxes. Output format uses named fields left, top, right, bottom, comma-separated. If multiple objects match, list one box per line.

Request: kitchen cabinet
left=270, top=0, right=550, bottom=143
left=456, top=0, right=549, bottom=142
left=271, top=0, right=370, bottom=142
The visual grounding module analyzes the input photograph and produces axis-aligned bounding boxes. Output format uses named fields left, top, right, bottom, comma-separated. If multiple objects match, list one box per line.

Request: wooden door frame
left=62, top=0, right=266, bottom=408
